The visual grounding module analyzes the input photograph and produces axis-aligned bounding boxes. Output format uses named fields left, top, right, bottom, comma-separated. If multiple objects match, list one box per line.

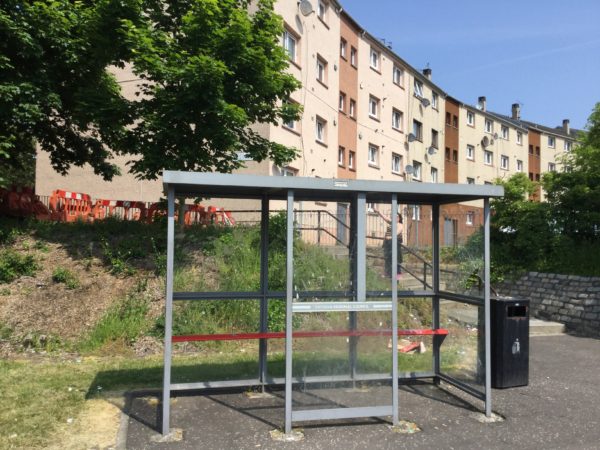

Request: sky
left=339, top=0, right=600, bottom=130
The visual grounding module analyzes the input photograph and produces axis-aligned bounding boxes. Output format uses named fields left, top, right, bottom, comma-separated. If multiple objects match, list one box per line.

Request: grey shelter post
left=160, top=171, right=503, bottom=436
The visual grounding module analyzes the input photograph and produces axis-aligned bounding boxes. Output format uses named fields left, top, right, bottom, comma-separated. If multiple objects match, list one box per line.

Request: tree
left=543, top=103, right=600, bottom=239
left=1, top=0, right=301, bottom=187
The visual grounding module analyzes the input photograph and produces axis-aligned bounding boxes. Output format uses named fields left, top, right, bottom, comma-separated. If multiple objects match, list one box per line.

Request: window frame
left=392, top=65, right=404, bottom=86
left=548, top=136, right=556, bottom=148
left=392, top=108, right=403, bottom=131
left=315, top=116, right=327, bottom=144
left=432, top=92, right=439, bottom=109
left=466, top=211, right=474, bottom=226
left=485, top=119, right=493, bottom=134
left=517, top=131, right=523, bottom=145
left=467, top=110, right=475, bottom=127
left=412, top=160, right=422, bottom=180
left=340, top=38, right=347, bottom=59
left=391, top=152, right=402, bottom=174
left=316, top=54, right=328, bottom=86
left=412, top=119, right=423, bottom=141
left=368, top=143, right=379, bottom=167
left=501, top=125, right=509, bottom=140
left=517, top=159, right=524, bottom=172
left=348, top=151, right=356, bottom=170
left=282, top=28, right=299, bottom=65
left=368, top=95, right=380, bottom=120
left=484, top=150, right=493, bottom=166
left=350, top=46, right=357, bottom=67
left=369, top=48, right=380, bottom=71
left=500, top=154, right=509, bottom=170
left=349, top=98, right=356, bottom=118
left=338, top=146, right=345, bottom=167
left=430, top=167, right=438, bottom=183
left=466, top=144, right=475, bottom=161
left=339, top=91, right=346, bottom=113
left=414, top=79, right=424, bottom=97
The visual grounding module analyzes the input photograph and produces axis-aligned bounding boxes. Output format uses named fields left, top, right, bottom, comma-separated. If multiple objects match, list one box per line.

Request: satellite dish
left=421, top=98, right=431, bottom=108
left=481, top=136, right=490, bottom=147
left=428, top=146, right=437, bottom=155
left=298, top=0, right=313, bottom=16
left=407, top=133, right=417, bottom=143
left=493, top=132, right=499, bottom=140
left=405, top=164, right=414, bottom=175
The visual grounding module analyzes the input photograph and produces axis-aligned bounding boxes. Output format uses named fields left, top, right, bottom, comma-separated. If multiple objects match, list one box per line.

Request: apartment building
left=34, top=0, right=581, bottom=242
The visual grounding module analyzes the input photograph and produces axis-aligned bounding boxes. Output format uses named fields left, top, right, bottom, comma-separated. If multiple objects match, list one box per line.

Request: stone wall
left=499, top=272, right=600, bottom=338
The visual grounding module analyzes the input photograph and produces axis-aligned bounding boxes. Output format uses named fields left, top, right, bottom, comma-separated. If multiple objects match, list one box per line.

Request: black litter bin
left=491, top=297, right=529, bottom=388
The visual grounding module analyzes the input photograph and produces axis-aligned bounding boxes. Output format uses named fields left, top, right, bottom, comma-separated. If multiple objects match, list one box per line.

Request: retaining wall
left=499, top=272, right=600, bottom=338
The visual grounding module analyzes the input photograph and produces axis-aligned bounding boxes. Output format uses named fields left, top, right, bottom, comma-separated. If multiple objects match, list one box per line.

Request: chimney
left=511, top=103, right=521, bottom=120
left=563, top=119, right=570, bottom=134
left=478, top=96, right=487, bottom=112
left=422, top=68, right=432, bottom=80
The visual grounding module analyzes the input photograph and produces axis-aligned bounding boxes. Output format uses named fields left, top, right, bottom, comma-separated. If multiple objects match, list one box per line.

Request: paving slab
left=124, top=335, right=600, bottom=450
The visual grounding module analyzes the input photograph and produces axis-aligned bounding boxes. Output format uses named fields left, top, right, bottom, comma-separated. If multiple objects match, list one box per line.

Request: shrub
left=51, top=267, right=79, bottom=289
left=0, top=250, right=38, bottom=283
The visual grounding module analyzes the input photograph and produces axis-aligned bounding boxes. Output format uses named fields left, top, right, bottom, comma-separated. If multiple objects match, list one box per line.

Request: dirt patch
left=46, top=397, right=122, bottom=450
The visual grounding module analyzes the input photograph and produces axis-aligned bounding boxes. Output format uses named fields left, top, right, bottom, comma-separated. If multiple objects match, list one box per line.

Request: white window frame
left=391, top=153, right=402, bottom=174
left=283, top=29, right=298, bottom=63
left=548, top=162, right=556, bottom=172
left=517, top=132, right=523, bottom=145
left=432, top=92, right=439, bottom=109
left=368, top=144, right=379, bottom=167
left=430, top=167, right=438, bottom=183
left=412, top=205, right=421, bottom=221
left=392, top=108, right=403, bottom=131
left=414, top=79, right=424, bottom=97
left=369, top=95, right=379, bottom=119
left=548, top=136, right=556, bottom=148
left=370, top=48, right=380, bottom=70
left=431, top=129, right=439, bottom=148
left=281, top=167, right=297, bottom=177
left=412, top=160, right=422, bottom=180
left=412, top=120, right=423, bottom=141
left=350, top=46, right=357, bottom=67
left=339, top=92, right=346, bottom=112
left=466, top=144, right=475, bottom=161
left=316, top=55, right=327, bottom=85
left=501, top=125, right=509, bottom=140
left=500, top=154, right=509, bottom=170
left=485, top=119, right=493, bottom=134
left=348, top=151, right=355, bottom=169
left=466, top=211, right=474, bottom=225
left=467, top=177, right=475, bottom=185
left=393, top=65, right=404, bottom=86
left=317, top=0, right=328, bottom=22
left=315, top=116, right=326, bottom=143
left=484, top=150, right=493, bottom=166
left=340, top=38, right=347, bottom=59
left=282, top=99, right=298, bottom=131
left=564, top=141, right=572, bottom=151
left=349, top=99, right=356, bottom=118
left=467, top=111, right=475, bottom=126
left=517, top=160, right=524, bottom=172
left=338, top=147, right=345, bottom=166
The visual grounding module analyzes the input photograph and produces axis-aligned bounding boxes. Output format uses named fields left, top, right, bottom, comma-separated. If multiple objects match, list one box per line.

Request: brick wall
left=499, top=272, right=600, bottom=338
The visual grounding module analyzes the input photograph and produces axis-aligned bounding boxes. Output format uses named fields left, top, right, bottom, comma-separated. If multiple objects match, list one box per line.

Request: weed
left=0, top=322, right=12, bottom=340
left=79, top=294, right=150, bottom=352
left=51, top=267, right=80, bottom=289
left=100, top=239, right=136, bottom=276
left=34, top=241, right=50, bottom=252
left=0, top=249, right=38, bottom=283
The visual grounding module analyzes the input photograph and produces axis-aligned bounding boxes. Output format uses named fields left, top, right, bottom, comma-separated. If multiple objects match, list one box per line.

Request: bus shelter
left=161, top=171, right=504, bottom=436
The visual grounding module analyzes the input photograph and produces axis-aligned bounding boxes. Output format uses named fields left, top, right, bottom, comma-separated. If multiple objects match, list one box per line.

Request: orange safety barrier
left=48, top=190, right=93, bottom=223
left=0, top=186, right=50, bottom=219
left=92, top=199, right=147, bottom=221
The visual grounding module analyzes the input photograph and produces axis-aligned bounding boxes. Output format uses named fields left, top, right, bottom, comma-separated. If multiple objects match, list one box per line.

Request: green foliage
left=80, top=294, right=149, bottom=352
left=0, top=249, right=38, bottom=283
left=51, top=267, right=79, bottom=289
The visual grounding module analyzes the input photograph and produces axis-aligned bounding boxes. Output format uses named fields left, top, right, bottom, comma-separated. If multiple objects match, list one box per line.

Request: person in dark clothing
left=374, top=207, right=403, bottom=279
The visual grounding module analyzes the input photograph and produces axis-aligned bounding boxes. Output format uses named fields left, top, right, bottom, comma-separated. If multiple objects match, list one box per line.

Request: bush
left=51, top=267, right=79, bottom=289
left=0, top=250, right=38, bottom=283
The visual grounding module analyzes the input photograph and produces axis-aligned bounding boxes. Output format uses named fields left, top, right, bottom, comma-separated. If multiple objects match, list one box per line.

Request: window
left=431, top=129, right=439, bottom=148
left=535, top=146, right=540, bottom=156
left=529, top=145, right=534, bottom=155
left=412, top=160, right=422, bottom=180
left=446, top=112, right=452, bottom=126
left=445, top=147, right=450, bottom=161
left=485, top=181, right=493, bottom=185
left=414, top=79, right=424, bottom=97
left=317, top=0, right=328, bottom=22
left=467, top=144, right=475, bottom=160
left=500, top=155, right=509, bottom=170
left=391, top=153, right=402, bottom=174
left=348, top=151, right=355, bottom=170
left=340, top=38, right=347, bottom=59
left=392, top=108, right=403, bottom=131
left=349, top=99, right=356, bottom=118
left=517, top=132, right=523, bottom=145
left=369, top=95, right=379, bottom=119
left=452, top=149, right=458, bottom=162
left=339, top=92, right=346, bottom=112
left=501, top=125, right=509, bottom=140
left=484, top=150, right=493, bottom=165
left=432, top=92, right=439, bottom=109
left=517, top=160, right=523, bottom=172
left=548, top=136, right=555, bottom=148
left=315, top=116, right=326, bottom=143
left=412, top=205, right=421, bottom=221
left=283, top=29, right=298, bottom=63
left=431, top=167, right=438, bottom=183
left=370, top=48, right=380, bottom=70
left=368, top=144, right=379, bottom=167
left=564, top=141, right=572, bottom=151
left=452, top=115, right=458, bottom=128
left=350, top=46, right=357, bottom=67
left=548, top=162, right=556, bottom=172
left=485, top=119, right=493, bottom=133
left=338, top=147, right=345, bottom=166
left=412, top=120, right=423, bottom=141
left=316, top=55, right=327, bottom=85
left=467, top=111, right=475, bottom=126
left=467, top=177, right=475, bottom=185
left=466, top=211, right=474, bottom=226
left=282, top=99, right=299, bottom=131
left=393, top=66, right=404, bottom=86
left=281, top=167, right=297, bottom=177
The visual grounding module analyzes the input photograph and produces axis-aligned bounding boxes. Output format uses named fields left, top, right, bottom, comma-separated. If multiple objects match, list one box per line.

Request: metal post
left=356, top=193, right=366, bottom=302
left=391, top=195, right=399, bottom=426
left=432, top=204, right=441, bottom=383
left=162, top=186, right=175, bottom=436
left=284, top=190, right=294, bottom=434
left=259, top=196, right=269, bottom=388
left=484, top=198, right=492, bottom=417
left=348, top=198, right=358, bottom=384
left=317, top=210, right=321, bottom=245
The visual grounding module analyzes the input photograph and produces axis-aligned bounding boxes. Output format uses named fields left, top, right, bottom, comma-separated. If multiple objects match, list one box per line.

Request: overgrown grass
left=0, top=249, right=38, bottom=283
left=51, top=266, right=79, bottom=289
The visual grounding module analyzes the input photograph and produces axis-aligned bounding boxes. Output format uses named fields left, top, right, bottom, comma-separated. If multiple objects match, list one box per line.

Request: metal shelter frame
left=161, top=171, right=504, bottom=436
